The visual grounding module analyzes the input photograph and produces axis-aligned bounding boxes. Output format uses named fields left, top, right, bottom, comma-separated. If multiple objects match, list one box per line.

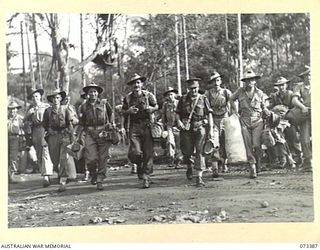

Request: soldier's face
left=278, top=83, right=287, bottom=92
left=88, top=88, right=99, bottom=101
left=167, top=92, right=176, bottom=101
left=189, top=86, right=198, bottom=97
left=213, top=77, right=222, bottom=89
left=244, top=78, right=256, bottom=89
left=9, top=108, right=17, bottom=117
left=52, top=94, right=62, bottom=105
left=32, top=92, right=41, bottom=105
left=132, top=79, right=143, bottom=92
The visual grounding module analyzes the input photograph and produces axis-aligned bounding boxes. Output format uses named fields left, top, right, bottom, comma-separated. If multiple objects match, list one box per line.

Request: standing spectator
left=122, top=74, right=159, bottom=188
left=8, top=101, right=24, bottom=183
left=161, top=87, right=182, bottom=168
left=43, top=89, right=79, bottom=192
left=176, top=78, right=214, bottom=187
left=78, top=83, right=113, bottom=190
left=204, top=72, right=232, bottom=177
left=291, top=66, right=312, bottom=171
left=24, top=88, right=53, bottom=187
left=230, top=70, right=270, bottom=178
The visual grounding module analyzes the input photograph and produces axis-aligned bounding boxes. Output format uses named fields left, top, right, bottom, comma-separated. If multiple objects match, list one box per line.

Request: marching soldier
left=78, top=83, right=113, bottom=190
left=161, top=87, right=182, bottom=168
left=122, top=74, right=159, bottom=188
left=230, top=70, right=270, bottom=178
left=291, top=66, right=312, bottom=171
left=24, top=88, right=53, bottom=187
left=204, top=72, right=232, bottom=177
left=8, top=101, right=24, bottom=183
left=43, top=89, right=79, bottom=192
left=176, top=78, right=214, bottom=187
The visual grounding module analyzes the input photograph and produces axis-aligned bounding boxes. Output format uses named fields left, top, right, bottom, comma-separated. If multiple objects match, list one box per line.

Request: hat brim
left=186, top=78, right=201, bottom=83
left=126, top=76, right=147, bottom=85
left=47, top=91, right=67, bottom=103
left=208, top=74, right=224, bottom=83
left=28, top=89, right=44, bottom=100
left=163, top=89, right=178, bottom=96
left=274, top=80, right=290, bottom=86
left=8, top=105, right=21, bottom=109
left=241, top=75, right=261, bottom=81
left=83, top=85, right=103, bottom=94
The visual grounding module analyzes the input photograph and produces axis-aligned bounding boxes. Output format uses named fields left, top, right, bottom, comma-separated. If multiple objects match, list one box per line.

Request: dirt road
left=8, top=146, right=314, bottom=228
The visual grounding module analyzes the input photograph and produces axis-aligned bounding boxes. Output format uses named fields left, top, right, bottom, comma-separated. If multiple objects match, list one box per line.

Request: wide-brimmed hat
left=28, top=88, right=44, bottom=100
left=208, top=72, right=223, bottom=83
left=298, top=66, right=310, bottom=78
left=203, top=139, right=219, bottom=155
left=274, top=77, right=290, bottom=86
left=8, top=101, right=21, bottom=109
left=83, top=83, right=103, bottom=94
left=241, top=70, right=261, bottom=81
left=46, top=89, right=67, bottom=103
left=163, top=87, right=178, bottom=96
left=186, top=78, right=201, bottom=88
left=126, top=74, right=147, bottom=85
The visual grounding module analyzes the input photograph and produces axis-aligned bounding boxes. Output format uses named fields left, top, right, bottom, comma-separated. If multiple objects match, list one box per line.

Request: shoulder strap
left=224, top=88, right=228, bottom=102
left=188, top=94, right=201, bottom=122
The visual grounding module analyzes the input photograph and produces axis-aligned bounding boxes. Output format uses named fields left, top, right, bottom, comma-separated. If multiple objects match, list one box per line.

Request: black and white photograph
left=3, top=0, right=319, bottom=243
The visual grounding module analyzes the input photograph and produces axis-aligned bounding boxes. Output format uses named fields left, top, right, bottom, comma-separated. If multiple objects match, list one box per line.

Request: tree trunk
left=174, top=15, right=182, bottom=95
left=268, top=17, right=274, bottom=72
left=25, top=22, right=35, bottom=89
left=32, top=14, right=43, bottom=88
left=80, top=13, right=85, bottom=87
left=20, top=21, right=27, bottom=107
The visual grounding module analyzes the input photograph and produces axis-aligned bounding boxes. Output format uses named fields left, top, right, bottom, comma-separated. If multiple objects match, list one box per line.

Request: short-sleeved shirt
left=162, top=99, right=179, bottom=127
left=292, top=82, right=311, bottom=108
left=24, top=102, right=50, bottom=134
left=176, top=93, right=212, bottom=121
left=269, top=90, right=294, bottom=109
left=8, top=114, right=24, bottom=135
left=43, top=105, right=75, bottom=131
left=122, top=90, right=157, bottom=122
left=231, top=87, right=268, bottom=117
left=79, top=99, right=113, bottom=127
left=205, top=88, right=232, bottom=116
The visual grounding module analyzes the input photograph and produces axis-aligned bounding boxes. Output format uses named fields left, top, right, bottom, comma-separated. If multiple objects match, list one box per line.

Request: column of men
left=8, top=67, right=312, bottom=190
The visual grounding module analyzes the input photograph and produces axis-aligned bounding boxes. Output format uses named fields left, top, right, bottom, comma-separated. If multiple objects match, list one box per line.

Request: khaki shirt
left=292, top=82, right=311, bottom=108
left=8, top=114, right=24, bottom=135
left=79, top=99, right=113, bottom=127
left=162, top=99, right=179, bottom=127
left=231, top=87, right=268, bottom=117
left=176, top=93, right=212, bottom=121
left=122, top=90, right=157, bottom=122
left=205, top=88, right=232, bottom=116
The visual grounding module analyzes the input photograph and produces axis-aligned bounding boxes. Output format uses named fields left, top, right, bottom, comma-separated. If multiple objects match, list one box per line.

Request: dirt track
left=8, top=145, right=314, bottom=228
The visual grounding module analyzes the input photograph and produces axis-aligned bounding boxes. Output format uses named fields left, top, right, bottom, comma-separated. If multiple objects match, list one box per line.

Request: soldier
left=42, top=89, right=79, bottom=192
left=176, top=78, right=214, bottom=187
left=122, top=74, right=159, bottom=188
left=161, top=87, right=182, bottom=168
left=8, top=101, right=24, bottom=183
left=230, top=70, right=270, bottom=178
left=269, top=77, right=302, bottom=167
left=24, top=88, right=53, bottom=187
left=291, top=66, right=312, bottom=171
left=78, top=83, right=113, bottom=190
left=204, top=72, right=232, bottom=177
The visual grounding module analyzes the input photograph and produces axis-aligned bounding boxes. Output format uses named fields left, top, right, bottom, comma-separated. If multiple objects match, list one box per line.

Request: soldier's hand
left=301, top=106, right=309, bottom=113
left=128, top=106, right=139, bottom=114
